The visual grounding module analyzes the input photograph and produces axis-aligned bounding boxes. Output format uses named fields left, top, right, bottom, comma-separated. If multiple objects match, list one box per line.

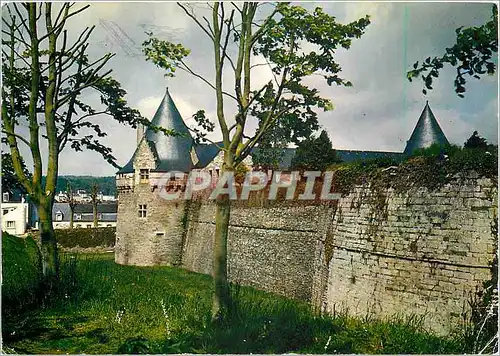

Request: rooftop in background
left=118, top=88, right=221, bottom=174
left=53, top=202, right=118, bottom=222
left=118, top=91, right=450, bottom=173
left=404, top=101, right=450, bottom=155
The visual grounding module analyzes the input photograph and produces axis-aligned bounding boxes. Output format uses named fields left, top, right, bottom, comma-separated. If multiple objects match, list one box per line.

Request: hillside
left=42, top=176, right=116, bottom=196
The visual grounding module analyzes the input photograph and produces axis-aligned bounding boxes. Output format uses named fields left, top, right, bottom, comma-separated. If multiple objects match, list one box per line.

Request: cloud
left=3, top=2, right=498, bottom=178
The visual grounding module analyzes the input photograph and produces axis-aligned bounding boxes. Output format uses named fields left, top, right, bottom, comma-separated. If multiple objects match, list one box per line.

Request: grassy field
left=2, top=233, right=466, bottom=354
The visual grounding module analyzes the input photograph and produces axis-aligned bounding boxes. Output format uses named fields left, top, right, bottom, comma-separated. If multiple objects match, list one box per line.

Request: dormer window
left=75, top=213, right=82, bottom=221
left=140, top=169, right=149, bottom=183
left=2, top=192, right=9, bottom=202
left=55, top=211, right=63, bottom=221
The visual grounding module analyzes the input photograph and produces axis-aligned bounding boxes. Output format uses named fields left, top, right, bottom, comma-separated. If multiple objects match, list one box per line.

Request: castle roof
left=117, top=89, right=220, bottom=174
left=145, top=88, right=194, bottom=172
left=403, top=101, right=449, bottom=155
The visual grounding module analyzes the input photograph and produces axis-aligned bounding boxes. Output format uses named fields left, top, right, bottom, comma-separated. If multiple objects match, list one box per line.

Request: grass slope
left=2, top=232, right=42, bottom=314
left=2, top=244, right=464, bottom=354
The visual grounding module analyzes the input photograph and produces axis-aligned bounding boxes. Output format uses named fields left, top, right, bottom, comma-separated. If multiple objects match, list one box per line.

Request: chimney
left=137, top=124, right=144, bottom=145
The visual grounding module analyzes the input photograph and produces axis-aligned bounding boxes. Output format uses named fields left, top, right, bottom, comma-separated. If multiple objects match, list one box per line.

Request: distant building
left=403, top=101, right=450, bottom=155
left=54, top=190, right=117, bottom=203
left=1, top=191, right=36, bottom=235
left=253, top=101, right=450, bottom=168
left=52, top=202, right=117, bottom=229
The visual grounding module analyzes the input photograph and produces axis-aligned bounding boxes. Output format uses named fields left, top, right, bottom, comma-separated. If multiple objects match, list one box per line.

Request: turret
left=404, top=101, right=450, bottom=155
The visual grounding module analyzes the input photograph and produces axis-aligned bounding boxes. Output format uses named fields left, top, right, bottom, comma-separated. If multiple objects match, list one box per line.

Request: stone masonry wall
left=116, top=173, right=497, bottom=334
left=115, top=181, right=187, bottom=266
left=317, top=175, right=497, bottom=334
left=182, top=203, right=331, bottom=301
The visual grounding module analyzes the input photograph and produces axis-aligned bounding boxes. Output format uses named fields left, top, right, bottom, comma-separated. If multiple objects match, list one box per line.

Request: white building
left=52, top=202, right=117, bottom=229
left=1, top=193, right=29, bottom=235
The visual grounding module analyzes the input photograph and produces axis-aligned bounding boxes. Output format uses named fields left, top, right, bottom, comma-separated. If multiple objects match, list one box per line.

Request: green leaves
left=142, top=33, right=190, bottom=77
left=407, top=4, right=498, bottom=97
left=189, top=110, right=216, bottom=144
left=291, top=130, right=341, bottom=171
left=255, top=3, right=370, bottom=87
left=1, top=153, right=32, bottom=194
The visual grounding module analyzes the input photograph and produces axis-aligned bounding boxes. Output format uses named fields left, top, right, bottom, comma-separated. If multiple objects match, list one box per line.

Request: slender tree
left=65, top=181, right=77, bottom=229
left=1, top=3, right=168, bottom=280
left=90, top=182, right=99, bottom=228
left=143, top=2, right=370, bottom=320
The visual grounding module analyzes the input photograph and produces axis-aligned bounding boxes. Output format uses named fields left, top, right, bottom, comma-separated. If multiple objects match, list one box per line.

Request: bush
left=2, top=232, right=43, bottom=315
left=331, top=143, right=498, bottom=196
left=54, top=227, right=116, bottom=248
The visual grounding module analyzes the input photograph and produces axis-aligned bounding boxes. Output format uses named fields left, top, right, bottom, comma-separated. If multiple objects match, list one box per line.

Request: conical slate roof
left=117, top=88, right=222, bottom=174
left=145, top=88, right=194, bottom=172
left=403, top=101, right=449, bottom=155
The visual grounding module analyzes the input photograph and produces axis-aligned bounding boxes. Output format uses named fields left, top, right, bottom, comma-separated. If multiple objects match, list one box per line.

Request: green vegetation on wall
left=332, top=143, right=498, bottom=196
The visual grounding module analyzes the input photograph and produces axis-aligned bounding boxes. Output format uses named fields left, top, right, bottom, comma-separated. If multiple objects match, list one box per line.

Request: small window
left=106, top=224, right=112, bottom=227
left=2, top=192, right=9, bottom=202
left=55, top=212, right=63, bottom=221
left=6, top=221, right=15, bottom=228
left=75, top=213, right=82, bottom=221
left=97, top=213, right=103, bottom=220
left=140, top=169, right=149, bottom=183
left=138, top=204, right=147, bottom=218
left=86, top=224, right=92, bottom=228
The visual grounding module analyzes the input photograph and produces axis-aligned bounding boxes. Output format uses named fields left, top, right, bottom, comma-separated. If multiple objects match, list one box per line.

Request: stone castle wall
left=115, top=180, right=187, bottom=266
left=115, top=174, right=497, bottom=333
left=181, top=203, right=331, bottom=301
left=317, top=175, right=497, bottom=334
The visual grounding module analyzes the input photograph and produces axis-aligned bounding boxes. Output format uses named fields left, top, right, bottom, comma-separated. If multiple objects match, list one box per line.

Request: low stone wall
left=179, top=175, right=497, bottom=334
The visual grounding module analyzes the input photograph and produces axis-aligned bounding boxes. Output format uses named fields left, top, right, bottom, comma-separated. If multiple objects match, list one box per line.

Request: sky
left=4, top=1, right=499, bottom=176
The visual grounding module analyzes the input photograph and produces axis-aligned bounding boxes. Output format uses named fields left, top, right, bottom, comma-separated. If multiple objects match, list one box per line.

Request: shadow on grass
left=118, top=283, right=463, bottom=355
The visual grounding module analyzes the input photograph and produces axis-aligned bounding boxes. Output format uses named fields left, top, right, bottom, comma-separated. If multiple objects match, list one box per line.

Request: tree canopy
left=1, top=152, right=31, bottom=195
left=292, top=130, right=340, bottom=171
left=464, top=131, right=489, bottom=149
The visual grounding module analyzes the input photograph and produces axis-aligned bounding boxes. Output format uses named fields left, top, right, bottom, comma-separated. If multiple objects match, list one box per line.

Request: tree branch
left=177, top=59, right=238, bottom=102
left=178, top=3, right=215, bottom=40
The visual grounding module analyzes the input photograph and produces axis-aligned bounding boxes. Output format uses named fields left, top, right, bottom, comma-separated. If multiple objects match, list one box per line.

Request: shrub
left=54, top=227, right=116, bottom=248
left=2, top=232, right=43, bottom=315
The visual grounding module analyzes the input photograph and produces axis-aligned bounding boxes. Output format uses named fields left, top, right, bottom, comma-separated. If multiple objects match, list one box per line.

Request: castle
left=115, top=88, right=450, bottom=266
left=114, top=89, right=497, bottom=334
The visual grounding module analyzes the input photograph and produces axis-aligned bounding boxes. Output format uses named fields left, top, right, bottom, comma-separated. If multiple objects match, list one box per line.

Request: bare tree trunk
left=91, top=183, right=99, bottom=228
left=37, top=198, right=59, bottom=280
left=69, top=206, right=74, bottom=229
left=93, top=203, right=98, bottom=228
left=212, top=194, right=231, bottom=321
